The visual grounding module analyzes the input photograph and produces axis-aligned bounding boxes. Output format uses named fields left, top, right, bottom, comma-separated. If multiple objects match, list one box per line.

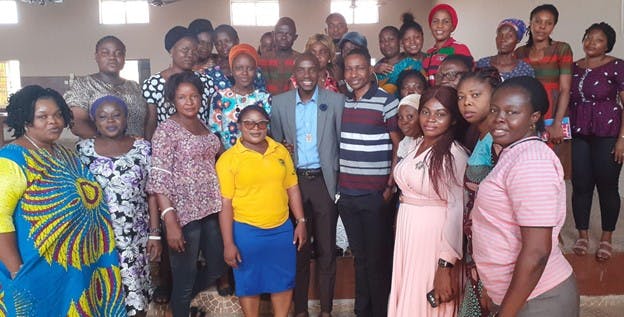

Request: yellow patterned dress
left=0, top=144, right=126, bottom=317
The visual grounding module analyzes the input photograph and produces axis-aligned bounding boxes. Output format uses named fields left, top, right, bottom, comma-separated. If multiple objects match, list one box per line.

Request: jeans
left=168, top=214, right=227, bottom=317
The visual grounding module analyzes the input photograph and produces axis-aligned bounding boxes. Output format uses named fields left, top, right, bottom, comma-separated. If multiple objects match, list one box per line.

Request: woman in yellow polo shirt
left=216, top=105, right=307, bottom=317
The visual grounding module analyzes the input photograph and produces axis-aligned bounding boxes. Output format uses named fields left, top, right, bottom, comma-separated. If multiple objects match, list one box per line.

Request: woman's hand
left=293, top=222, right=307, bottom=251
left=224, top=243, right=242, bottom=268
left=613, top=139, right=624, bottom=164
left=147, top=239, right=163, bottom=261
left=164, top=218, right=185, bottom=253
left=374, top=62, right=394, bottom=75
left=546, top=122, right=564, bottom=144
left=433, top=266, right=456, bottom=303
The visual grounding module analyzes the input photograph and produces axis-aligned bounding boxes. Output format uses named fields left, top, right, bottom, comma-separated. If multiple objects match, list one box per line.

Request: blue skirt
left=233, top=220, right=296, bottom=296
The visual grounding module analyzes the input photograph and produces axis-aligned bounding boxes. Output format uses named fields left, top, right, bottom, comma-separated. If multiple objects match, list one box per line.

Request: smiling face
left=215, top=30, right=238, bottom=58
left=27, top=98, right=65, bottom=145
left=583, top=28, right=608, bottom=58
left=294, top=57, right=320, bottom=95
left=173, top=82, right=201, bottom=120
left=529, top=10, right=556, bottom=43
left=94, top=101, right=127, bottom=139
left=239, top=109, right=269, bottom=145
left=496, top=25, right=519, bottom=55
left=489, top=86, right=540, bottom=147
left=95, top=39, right=125, bottom=75
left=232, top=53, right=257, bottom=91
left=398, top=105, right=421, bottom=138
left=419, top=97, right=453, bottom=139
left=430, top=9, right=454, bottom=43
left=344, top=53, right=373, bottom=94
left=379, top=29, right=400, bottom=59
left=458, top=77, right=493, bottom=125
left=401, top=28, right=424, bottom=56
left=171, top=37, right=198, bottom=71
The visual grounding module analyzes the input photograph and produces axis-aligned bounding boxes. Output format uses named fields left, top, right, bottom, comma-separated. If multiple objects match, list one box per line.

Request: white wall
left=438, top=0, right=623, bottom=61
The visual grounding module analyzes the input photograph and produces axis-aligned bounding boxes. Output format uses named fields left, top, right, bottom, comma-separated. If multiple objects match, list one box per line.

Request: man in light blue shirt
left=270, top=53, right=345, bottom=317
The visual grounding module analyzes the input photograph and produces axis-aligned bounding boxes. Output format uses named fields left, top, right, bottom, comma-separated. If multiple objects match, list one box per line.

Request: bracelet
left=149, top=227, right=161, bottom=234
left=148, top=235, right=161, bottom=240
left=160, top=207, right=175, bottom=220
left=296, top=217, right=306, bottom=224
left=438, top=258, right=454, bottom=268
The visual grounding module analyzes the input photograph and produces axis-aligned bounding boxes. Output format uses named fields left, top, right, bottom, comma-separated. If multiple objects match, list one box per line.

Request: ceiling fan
left=20, top=0, right=63, bottom=5
left=148, top=0, right=181, bottom=6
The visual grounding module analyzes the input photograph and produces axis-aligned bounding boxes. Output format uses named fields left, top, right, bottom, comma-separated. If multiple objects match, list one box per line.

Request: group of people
left=1, top=2, right=623, bottom=317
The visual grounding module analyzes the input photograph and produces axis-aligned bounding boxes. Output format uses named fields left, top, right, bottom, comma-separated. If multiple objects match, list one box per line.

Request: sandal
left=572, top=238, right=589, bottom=256
left=596, top=241, right=613, bottom=262
left=152, top=285, right=170, bottom=304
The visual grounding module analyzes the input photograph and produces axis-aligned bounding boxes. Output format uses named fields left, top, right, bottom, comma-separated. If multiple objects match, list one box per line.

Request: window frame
left=99, top=0, right=150, bottom=25
left=0, top=0, right=18, bottom=24
left=230, top=0, right=280, bottom=27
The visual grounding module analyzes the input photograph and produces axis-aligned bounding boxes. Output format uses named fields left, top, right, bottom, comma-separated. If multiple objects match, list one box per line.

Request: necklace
left=23, top=134, right=42, bottom=150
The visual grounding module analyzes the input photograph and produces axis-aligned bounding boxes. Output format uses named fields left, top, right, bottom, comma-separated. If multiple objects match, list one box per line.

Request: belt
left=296, top=168, right=322, bottom=178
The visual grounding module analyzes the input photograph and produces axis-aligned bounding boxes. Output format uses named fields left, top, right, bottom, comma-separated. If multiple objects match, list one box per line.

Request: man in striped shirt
left=337, top=48, right=401, bottom=317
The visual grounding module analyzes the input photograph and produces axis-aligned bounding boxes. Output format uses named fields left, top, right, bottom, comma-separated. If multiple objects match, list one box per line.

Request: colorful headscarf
left=399, top=93, right=421, bottom=111
left=497, top=18, right=526, bottom=41
left=428, top=4, right=458, bottom=29
left=228, top=43, right=259, bottom=69
left=90, top=95, right=128, bottom=120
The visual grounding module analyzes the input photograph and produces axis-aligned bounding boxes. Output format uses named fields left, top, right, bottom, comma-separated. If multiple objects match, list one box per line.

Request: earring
left=529, top=123, right=535, bottom=131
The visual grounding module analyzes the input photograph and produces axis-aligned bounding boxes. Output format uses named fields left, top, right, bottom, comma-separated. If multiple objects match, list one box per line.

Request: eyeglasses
left=241, top=120, right=269, bottom=130
left=435, top=70, right=466, bottom=81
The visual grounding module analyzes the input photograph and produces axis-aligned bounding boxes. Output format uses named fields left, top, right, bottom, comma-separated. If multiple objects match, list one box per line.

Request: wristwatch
left=438, top=259, right=454, bottom=268
left=296, top=217, right=307, bottom=224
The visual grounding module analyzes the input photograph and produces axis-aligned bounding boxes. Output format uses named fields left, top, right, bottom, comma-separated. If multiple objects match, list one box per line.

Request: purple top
left=570, top=59, right=624, bottom=137
left=147, top=119, right=222, bottom=227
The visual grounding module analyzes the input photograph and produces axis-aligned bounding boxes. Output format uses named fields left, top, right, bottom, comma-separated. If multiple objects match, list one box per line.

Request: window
left=99, top=0, right=149, bottom=24
left=120, top=59, right=151, bottom=84
left=0, top=60, right=21, bottom=108
left=230, top=0, right=279, bottom=26
left=0, top=1, right=18, bottom=24
left=330, top=0, right=379, bottom=24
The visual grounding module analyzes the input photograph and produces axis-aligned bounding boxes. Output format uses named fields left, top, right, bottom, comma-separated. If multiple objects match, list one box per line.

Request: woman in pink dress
left=388, top=86, right=468, bottom=316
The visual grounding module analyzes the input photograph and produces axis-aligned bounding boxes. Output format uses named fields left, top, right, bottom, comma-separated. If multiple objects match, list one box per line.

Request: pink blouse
left=147, top=119, right=222, bottom=227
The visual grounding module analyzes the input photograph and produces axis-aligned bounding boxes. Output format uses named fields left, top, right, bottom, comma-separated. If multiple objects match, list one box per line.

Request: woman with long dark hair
left=388, top=86, right=468, bottom=316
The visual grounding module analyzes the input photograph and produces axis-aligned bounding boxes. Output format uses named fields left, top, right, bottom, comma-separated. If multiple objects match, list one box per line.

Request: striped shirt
left=515, top=41, right=573, bottom=119
left=338, top=83, right=399, bottom=195
left=423, top=37, right=472, bottom=86
left=471, top=137, right=573, bottom=305
left=258, top=50, right=300, bottom=94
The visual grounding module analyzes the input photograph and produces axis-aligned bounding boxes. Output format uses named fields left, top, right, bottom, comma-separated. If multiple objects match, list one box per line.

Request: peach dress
left=388, top=139, right=467, bottom=316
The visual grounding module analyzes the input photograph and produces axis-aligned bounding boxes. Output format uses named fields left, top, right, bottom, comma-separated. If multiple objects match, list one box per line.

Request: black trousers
left=293, top=173, right=338, bottom=314
left=338, top=192, right=392, bottom=317
left=572, top=135, right=622, bottom=231
left=167, top=214, right=227, bottom=317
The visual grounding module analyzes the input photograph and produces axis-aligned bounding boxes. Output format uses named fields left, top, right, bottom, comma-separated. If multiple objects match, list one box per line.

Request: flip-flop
left=572, top=238, right=588, bottom=256
left=596, top=241, right=613, bottom=262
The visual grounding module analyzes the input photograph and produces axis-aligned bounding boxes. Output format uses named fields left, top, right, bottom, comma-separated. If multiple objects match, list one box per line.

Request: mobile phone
left=426, top=289, right=438, bottom=307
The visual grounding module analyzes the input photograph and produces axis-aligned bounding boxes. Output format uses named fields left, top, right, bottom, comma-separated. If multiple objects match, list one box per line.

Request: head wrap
left=90, top=95, right=128, bottom=120
left=188, top=19, right=213, bottom=36
left=229, top=43, right=260, bottom=69
left=164, top=26, right=195, bottom=52
left=497, top=18, right=526, bottom=41
left=399, top=94, right=421, bottom=111
left=338, top=32, right=368, bottom=50
left=428, top=4, right=458, bottom=29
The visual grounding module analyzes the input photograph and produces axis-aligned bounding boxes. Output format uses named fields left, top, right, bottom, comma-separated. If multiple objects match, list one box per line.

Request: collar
left=296, top=86, right=319, bottom=105
left=232, top=136, right=280, bottom=155
left=427, top=37, right=457, bottom=54
left=348, top=82, right=379, bottom=101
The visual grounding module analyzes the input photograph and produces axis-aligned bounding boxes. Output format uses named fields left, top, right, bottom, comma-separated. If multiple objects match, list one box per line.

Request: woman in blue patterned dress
left=0, top=86, right=127, bottom=316
left=209, top=44, right=271, bottom=149
left=77, top=95, right=162, bottom=316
